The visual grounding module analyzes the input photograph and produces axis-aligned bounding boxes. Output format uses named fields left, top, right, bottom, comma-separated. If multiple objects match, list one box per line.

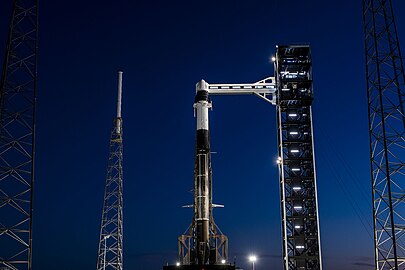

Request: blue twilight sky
left=1, top=0, right=405, bottom=269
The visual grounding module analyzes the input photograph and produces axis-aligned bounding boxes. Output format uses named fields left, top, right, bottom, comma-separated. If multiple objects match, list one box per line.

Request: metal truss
left=178, top=222, right=228, bottom=265
left=363, top=1, right=405, bottom=269
left=0, top=1, right=38, bottom=269
left=97, top=73, right=124, bottom=270
left=206, top=77, right=277, bottom=104
left=275, top=45, right=322, bottom=270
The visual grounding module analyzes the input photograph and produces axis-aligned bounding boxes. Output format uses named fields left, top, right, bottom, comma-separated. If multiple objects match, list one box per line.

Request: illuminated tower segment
left=275, top=45, right=322, bottom=270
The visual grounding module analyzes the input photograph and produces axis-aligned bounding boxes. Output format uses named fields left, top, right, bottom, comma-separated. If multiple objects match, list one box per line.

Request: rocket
left=193, top=80, right=212, bottom=264
left=167, top=79, right=229, bottom=269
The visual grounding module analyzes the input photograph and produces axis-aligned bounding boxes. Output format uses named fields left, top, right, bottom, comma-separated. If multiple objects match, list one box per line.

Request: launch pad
left=165, top=45, right=322, bottom=270
left=163, top=265, right=236, bottom=270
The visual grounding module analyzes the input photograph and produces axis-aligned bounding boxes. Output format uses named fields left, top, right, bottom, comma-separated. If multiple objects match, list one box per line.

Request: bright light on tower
left=249, top=255, right=257, bottom=262
left=176, top=262, right=180, bottom=266
left=271, top=56, right=276, bottom=62
left=249, top=255, right=257, bottom=270
left=221, top=259, right=226, bottom=264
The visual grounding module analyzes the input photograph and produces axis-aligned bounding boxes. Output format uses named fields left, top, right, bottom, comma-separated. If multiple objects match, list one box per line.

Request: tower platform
left=163, top=265, right=236, bottom=270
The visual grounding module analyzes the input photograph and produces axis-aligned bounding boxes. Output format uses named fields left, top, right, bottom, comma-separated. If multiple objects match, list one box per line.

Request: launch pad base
left=163, top=265, right=236, bottom=270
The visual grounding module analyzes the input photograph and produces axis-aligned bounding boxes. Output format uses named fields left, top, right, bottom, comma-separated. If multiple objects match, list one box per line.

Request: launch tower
left=165, top=45, right=322, bottom=270
left=275, top=45, right=322, bottom=270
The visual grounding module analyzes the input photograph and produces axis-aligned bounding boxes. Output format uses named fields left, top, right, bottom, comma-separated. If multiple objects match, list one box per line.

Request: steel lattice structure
left=0, top=1, right=38, bottom=270
left=363, top=0, right=405, bottom=269
left=275, top=45, right=322, bottom=270
left=96, top=72, right=124, bottom=270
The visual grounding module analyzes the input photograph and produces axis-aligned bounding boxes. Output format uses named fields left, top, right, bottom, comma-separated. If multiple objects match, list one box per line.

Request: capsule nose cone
left=196, top=79, right=208, bottom=92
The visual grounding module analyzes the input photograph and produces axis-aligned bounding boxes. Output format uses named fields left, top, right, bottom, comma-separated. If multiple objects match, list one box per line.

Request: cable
left=316, top=127, right=374, bottom=239
left=318, top=149, right=374, bottom=239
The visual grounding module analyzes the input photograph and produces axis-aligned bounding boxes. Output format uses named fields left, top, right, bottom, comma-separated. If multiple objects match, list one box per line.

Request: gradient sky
left=1, top=0, right=405, bottom=269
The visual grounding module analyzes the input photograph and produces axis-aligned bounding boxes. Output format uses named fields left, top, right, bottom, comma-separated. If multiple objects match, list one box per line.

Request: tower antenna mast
left=96, top=71, right=124, bottom=270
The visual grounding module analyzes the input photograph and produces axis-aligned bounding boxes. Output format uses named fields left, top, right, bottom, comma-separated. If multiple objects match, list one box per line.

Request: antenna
left=96, top=71, right=124, bottom=270
left=117, top=71, right=123, bottom=134
left=117, top=71, right=123, bottom=118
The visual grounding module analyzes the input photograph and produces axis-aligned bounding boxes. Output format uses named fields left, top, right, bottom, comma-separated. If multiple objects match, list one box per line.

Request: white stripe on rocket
left=194, top=101, right=211, bottom=131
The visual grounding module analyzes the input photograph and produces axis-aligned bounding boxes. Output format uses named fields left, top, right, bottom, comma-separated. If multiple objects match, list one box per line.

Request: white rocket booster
left=193, top=80, right=212, bottom=264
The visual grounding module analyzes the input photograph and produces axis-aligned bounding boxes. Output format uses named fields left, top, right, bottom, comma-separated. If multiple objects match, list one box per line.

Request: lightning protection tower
left=0, top=1, right=38, bottom=269
left=96, top=71, right=124, bottom=270
left=363, top=0, right=405, bottom=269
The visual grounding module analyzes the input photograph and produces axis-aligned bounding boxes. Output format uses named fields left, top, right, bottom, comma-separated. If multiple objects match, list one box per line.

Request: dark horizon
left=1, top=0, right=405, bottom=269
